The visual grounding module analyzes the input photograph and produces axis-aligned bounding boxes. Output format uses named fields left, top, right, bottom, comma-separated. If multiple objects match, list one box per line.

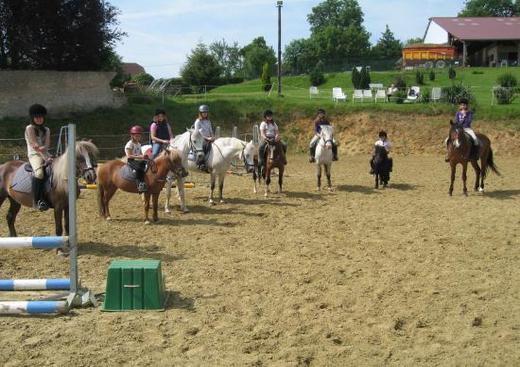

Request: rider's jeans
left=152, top=143, right=162, bottom=158
left=28, top=155, right=45, bottom=179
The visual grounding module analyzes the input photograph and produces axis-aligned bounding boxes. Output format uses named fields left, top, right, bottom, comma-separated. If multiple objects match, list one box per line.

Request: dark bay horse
left=260, top=139, right=285, bottom=197
left=0, top=141, right=98, bottom=238
left=372, top=145, right=392, bottom=189
left=447, top=121, right=500, bottom=196
left=97, top=147, right=184, bottom=224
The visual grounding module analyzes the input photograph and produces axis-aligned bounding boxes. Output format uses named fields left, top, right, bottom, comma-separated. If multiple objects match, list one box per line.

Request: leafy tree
left=359, top=66, right=371, bottom=89
left=429, top=70, right=436, bottom=82
left=308, top=0, right=365, bottom=33
left=260, top=63, right=272, bottom=92
left=458, top=0, right=519, bottom=16
left=241, top=37, right=277, bottom=80
left=181, top=43, right=223, bottom=86
left=209, top=39, right=244, bottom=80
left=283, top=38, right=318, bottom=75
left=351, top=67, right=361, bottom=89
left=448, top=66, right=457, bottom=80
left=371, top=25, right=402, bottom=60
left=415, top=70, right=425, bottom=85
left=132, top=72, right=154, bottom=86
left=309, top=61, right=325, bottom=86
left=0, top=0, right=125, bottom=70
left=404, top=37, right=424, bottom=46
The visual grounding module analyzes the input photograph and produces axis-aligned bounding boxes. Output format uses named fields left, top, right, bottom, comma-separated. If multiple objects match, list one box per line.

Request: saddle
left=119, top=164, right=140, bottom=182
left=10, top=163, right=53, bottom=195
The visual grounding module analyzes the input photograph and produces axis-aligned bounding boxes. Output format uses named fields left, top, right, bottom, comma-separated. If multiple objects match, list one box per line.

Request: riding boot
left=309, top=147, right=315, bottom=163
left=332, top=144, right=338, bottom=161
left=32, top=177, right=49, bottom=211
left=472, top=145, right=480, bottom=160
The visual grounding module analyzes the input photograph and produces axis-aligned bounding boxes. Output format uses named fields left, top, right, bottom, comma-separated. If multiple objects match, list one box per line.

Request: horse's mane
left=53, top=141, right=98, bottom=193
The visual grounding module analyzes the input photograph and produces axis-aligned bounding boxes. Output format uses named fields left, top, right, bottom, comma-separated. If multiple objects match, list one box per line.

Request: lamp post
left=276, top=1, right=283, bottom=96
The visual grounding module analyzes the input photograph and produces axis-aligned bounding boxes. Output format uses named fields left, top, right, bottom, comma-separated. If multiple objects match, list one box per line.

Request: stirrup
left=137, top=182, right=147, bottom=193
left=36, top=200, right=49, bottom=211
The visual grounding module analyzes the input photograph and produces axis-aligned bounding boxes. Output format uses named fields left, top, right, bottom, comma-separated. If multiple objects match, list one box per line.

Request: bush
left=394, top=90, right=407, bottom=104
left=442, top=83, right=473, bottom=104
left=309, top=61, right=325, bottom=86
left=415, top=70, right=424, bottom=85
left=351, top=67, right=361, bottom=89
left=359, top=66, right=371, bottom=89
left=472, top=70, right=484, bottom=75
left=497, top=73, right=518, bottom=88
left=429, top=70, right=436, bottom=82
left=261, top=63, right=272, bottom=92
left=421, top=89, right=431, bottom=103
left=494, top=87, right=516, bottom=105
left=448, top=66, right=456, bottom=80
left=393, top=75, right=406, bottom=91
left=132, top=72, right=155, bottom=86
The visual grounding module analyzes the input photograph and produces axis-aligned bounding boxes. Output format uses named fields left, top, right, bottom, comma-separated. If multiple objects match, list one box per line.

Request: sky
left=110, top=0, right=466, bottom=78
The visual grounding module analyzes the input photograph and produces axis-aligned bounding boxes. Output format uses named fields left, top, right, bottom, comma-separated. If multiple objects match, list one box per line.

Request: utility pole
left=276, top=1, right=283, bottom=96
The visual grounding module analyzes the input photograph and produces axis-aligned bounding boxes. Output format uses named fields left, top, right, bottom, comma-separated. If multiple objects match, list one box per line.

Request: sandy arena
left=1, top=152, right=519, bottom=366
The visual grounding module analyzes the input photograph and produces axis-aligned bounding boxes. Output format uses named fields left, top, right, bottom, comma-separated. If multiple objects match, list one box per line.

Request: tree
left=261, top=63, right=272, bottom=92
left=241, top=37, right=277, bottom=79
left=309, top=61, right=325, bottom=86
left=181, top=43, right=223, bottom=86
left=283, top=38, right=318, bottom=75
left=0, top=0, right=125, bottom=70
left=209, top=39, right=244, bottom=80
left=371, top=25, right=402, bottom=60
left=351, top=67, right=361, bottom=89
left=359, top=66, right=371, bottom=89
left=308, top=0, right=364, bottom=33
left=132, top=72, right=154, bottom=87
left=404, top=37, right=424, bottom=46
left=459, top=0, right=519, bottom=16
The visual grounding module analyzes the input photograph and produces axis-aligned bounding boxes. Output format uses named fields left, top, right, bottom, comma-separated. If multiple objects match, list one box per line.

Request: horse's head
left=241, top=140, right=258, bottom=173
left=449, top=120, right=464, bottom=148
left=76, top=141, right=98, bottom=184
left=188, top=128, right=205, bottom=160
left=164, top=145, right=188, bottom=178
left=319, top=125, right=334, bottom=150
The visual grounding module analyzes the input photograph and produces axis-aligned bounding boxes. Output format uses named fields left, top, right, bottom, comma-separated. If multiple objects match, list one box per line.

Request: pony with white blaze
left=313, top=125, right=335, bottom=191
left=242, top=140, right=260, bottom=193
left=165, top=133, right=248, bottom=208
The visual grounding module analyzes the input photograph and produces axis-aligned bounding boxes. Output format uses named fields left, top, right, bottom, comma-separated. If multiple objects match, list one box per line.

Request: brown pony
left=0, top=141, right=98, bottom=238
left=97, top=147, right=184, bottom=224
left=447, top=121, right=500, bottom=196
left=260, top=139, right=285, bottom=197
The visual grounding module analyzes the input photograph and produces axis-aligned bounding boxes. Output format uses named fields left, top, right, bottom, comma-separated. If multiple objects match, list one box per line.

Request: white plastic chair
left=309, top=86, right=319, bottom=99
left=353, top=89, right=363, bottom=102
left=363, top=89, right=373, bottom=102
left=369, top=83, right=384, bottom=91
left=406, top=86, right=420, bottom=102
left=374, top=89, right=387, bottom=103
left=430, top=87, right=441, bottom=103
left=332, top=87, right=346, bottom=102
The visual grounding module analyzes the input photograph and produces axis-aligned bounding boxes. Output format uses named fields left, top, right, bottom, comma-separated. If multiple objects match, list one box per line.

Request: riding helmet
left=458, top=97, right=469, bottom=105
left=130, top=125, right=143, bottom=134
left=378, top=130, right=387, bottom=138
left=155, top=108, right=166, bottom=116
left=263, top=109, right=273, bottom=118
left=29, top=104, right=47, bottom=118
left=199, top=105, right=209, bottom=113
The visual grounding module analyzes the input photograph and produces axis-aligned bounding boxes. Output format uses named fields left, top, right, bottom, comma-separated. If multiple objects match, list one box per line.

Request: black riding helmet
left=263, top=109, right=273, bottom=118
left=458, top=97, right=469, bottom=105
left=378, top=130, right=387, bottom=138
left=29, top=104, right=47, bottom=119
left=155, top=108, right=166, bottom=116
left=317, top=108, right=326, bottom=114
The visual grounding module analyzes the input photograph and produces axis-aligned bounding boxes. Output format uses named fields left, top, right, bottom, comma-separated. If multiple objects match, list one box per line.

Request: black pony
left=371, top=145, right=392, bottom=189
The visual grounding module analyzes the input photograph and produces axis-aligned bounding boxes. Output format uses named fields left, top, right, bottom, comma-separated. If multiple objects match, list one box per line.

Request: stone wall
left=0, top=71, right=126, bottom=118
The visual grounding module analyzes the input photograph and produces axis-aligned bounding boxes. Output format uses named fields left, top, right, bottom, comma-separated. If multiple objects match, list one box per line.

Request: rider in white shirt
left=370, top=130, right=392, bottom=174
left=259, top=110, right=287, bottom=167
left=193, top=104, right=215, bottom=171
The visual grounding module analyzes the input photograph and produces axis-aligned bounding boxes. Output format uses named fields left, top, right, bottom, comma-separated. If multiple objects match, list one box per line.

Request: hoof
left=264, top=193, right=268, bottom=198
left=144, top=220, right=151, bottom=225
left=106, top=216, right=112, bottom=221
left=219, top=200, right=225, bottom=204
left=316, top=187, right=321, bottom=191
left=165, top=208, right=171, bottom=214
left=478, top=187, right=484, bottom=193
left=181, top=207, right=190, bottom=213
left=327, top=187, right=334, bottom=192
left=209, top=200, right=216, bottom=206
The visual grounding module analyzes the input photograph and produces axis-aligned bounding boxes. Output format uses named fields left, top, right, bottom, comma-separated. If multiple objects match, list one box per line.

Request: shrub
left=309, top=61, right=325, bottom=86
left=429, top=70, right=435, bottom=81
left=421, top=89, right=431, bottom=103
left=442, top=83, right=473, bottom=104
left=261, top=63, right=272, bottom=92
left=132, top=72, right=155, bottom=86
left=494, top=87, right=516, bottom=105
left=415, top=70, right=424, bottom=85
left=351, top=67, right=361, bottom=89
left=393, top=75, right=406, bottom=91
left=394, top=90, right=407, bottom=104
left=448, top=66, right=456, bottom=80
left=472, top=70, right=484, bottom=75
left=359, top=66, right=371, bottom=89
left=497, top=73, right=518, bottom=88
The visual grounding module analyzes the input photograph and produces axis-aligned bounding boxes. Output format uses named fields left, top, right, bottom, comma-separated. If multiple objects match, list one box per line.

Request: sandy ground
left=1, top=153, right=519, bottom=366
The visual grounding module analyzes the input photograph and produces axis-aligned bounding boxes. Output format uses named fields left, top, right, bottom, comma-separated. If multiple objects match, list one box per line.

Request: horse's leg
left=143, top=192, right=151, bottom=224
left=103, top=186, right=117, bottom=221
left=470, top=160, right=481, bottom=192
left=462, top=162, right=468, bottom=196
left=325, top=163, right=332, bottom=190
left=209, top=173, right=216, bottom=205
left=6, top=197, right=21, bottom=237
left=218, top=175, right=225, bottom=203
left=176, top=176, right=189, bottom=213
left=164, top=173, right=172, bottom=213
left=265, top=167, right=271, bottom=197
left=316, top=164, right=322, bottom=191
left=449, top=163, right=456, bottom=196
left=479, top=149, right=488, bottom=192
left=253, top=169, right=258, bottom=194
left=152, top=193, right=159, bottom=222
left=54, top=206, right=63, bottom=236
left=278, top=166, right=284, bottom=194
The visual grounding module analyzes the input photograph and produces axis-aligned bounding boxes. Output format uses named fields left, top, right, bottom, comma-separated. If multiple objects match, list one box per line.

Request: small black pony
left=371, top=145, right=392, bottom=189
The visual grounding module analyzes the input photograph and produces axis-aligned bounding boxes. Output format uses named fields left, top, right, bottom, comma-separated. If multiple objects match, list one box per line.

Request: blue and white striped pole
left=0, top=236, right=68, bottom=249
left=0, top=279, right=70, bottom=291
left=0, top=301, right=68, bottom=315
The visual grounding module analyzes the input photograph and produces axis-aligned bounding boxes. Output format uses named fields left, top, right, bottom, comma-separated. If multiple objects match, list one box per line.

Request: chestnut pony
left=97, top=146, right=184, bottom=223
left=447, top=121, right=500, bottom=196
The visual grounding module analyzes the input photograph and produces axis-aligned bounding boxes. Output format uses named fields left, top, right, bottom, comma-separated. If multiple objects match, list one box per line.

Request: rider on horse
left=370, top=130, right=392, bottom=174
left=193, top=104, right=215, bottom=172
left=446, top=97, right=479, bottom=161
left=149, top=108, right=173, bottom=158
left=258, top=110, right=287, bottom=168
left=309, top=108, right=338, bottom=163
left=125, top=125, right=148, bottom=193
left=24, top=104, right=51, bottom=211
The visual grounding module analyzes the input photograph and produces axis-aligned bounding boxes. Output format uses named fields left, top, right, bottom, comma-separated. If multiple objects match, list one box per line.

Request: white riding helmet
left=199, top=105, right=209, bottom=113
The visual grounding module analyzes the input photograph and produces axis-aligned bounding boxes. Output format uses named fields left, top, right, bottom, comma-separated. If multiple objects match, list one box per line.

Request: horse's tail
left=485, top=147, right=500, bottom=177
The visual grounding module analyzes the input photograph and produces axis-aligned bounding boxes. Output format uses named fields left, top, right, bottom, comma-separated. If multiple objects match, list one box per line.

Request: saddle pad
left=119, top=165, right=137, bottom=182
left=10, top=164, right=52, bottom=194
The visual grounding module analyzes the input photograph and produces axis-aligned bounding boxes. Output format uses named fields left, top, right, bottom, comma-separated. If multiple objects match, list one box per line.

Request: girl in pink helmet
left=125, top=125, right=148, bottom=192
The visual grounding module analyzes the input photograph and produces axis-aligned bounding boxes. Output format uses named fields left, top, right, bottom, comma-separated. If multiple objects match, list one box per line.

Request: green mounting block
left=102, top=260, right=166, bottom=311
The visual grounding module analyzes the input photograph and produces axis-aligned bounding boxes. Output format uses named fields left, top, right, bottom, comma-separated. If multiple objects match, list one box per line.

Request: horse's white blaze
left=454, top=139, right=460, bottom=148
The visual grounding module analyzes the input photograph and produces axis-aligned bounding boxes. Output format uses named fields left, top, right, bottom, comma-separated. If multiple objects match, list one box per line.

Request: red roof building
left=122, top=63, right=146, bottom=77
left=423, top=17, right=520, bottom=67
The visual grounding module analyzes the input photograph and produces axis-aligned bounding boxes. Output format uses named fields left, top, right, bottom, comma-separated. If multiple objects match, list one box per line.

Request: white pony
left=165, top=135, right=248, bottom=208
left=242, top=140, right=260, bottom=193
left=313, top=125, right=335, bottom=191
